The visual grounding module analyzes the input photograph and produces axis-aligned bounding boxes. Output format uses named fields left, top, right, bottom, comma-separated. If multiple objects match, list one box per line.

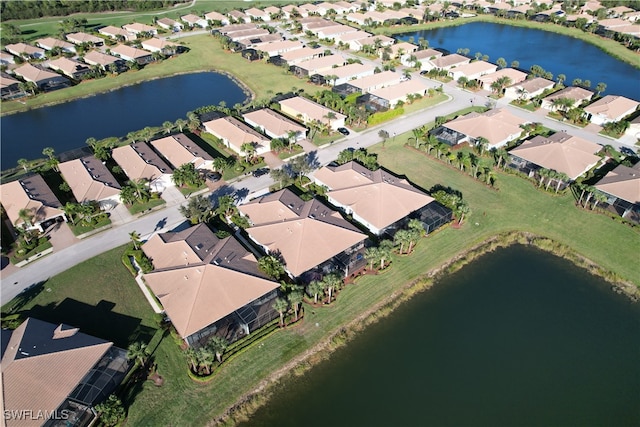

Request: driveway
left=46, top=221, right=77, bottom=251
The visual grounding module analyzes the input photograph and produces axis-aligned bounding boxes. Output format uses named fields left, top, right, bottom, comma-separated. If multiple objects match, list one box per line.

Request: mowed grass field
left=4, top=131, right=638, bottom=426
left=1, top=34, right=319, bottom=115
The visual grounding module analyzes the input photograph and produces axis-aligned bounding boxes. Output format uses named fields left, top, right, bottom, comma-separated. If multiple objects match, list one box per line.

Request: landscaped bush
left=368, top=108, right=405, bottom=126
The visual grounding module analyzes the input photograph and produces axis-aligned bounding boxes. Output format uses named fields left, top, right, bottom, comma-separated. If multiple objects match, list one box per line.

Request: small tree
left=307, top=280, right=325, bottom=304
left=258, top=254, right=285, bottom=279
left=95, top=395, right=125, bottom=427
left=179, top=195, right=214, bottom=224
left=208, top=335, right=228, bottom=363
left=288, top=290, right=304, bottom=322
left=273, top=297, right=289, bottom=327
left=129, top=231, right=141, bottom=250
left=126, top=341, right=148, bottom=367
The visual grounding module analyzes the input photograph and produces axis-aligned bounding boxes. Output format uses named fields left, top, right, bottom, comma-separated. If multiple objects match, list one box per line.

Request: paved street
left=1, top=29, right=636, bottom=303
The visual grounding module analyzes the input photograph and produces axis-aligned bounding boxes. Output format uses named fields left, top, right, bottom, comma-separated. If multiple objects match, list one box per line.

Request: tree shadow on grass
left=22, top=298, right=156, bottom=348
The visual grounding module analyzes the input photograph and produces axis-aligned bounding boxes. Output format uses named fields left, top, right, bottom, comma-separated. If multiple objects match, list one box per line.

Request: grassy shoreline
left=212, top=231, right=638, bottom=426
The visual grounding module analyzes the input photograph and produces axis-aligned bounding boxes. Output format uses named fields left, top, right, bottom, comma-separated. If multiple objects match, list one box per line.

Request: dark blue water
left=244, top=245, right=640, bottom=426
left=0, top=72, right=247, bottom=170
left=397, top=22, right=640, bottom=101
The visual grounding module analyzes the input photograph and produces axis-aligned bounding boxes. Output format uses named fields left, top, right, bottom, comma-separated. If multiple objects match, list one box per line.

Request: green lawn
left=3, top=130, right=636, bottom=426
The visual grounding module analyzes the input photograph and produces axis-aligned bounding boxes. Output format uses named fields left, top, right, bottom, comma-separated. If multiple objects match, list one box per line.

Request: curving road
left=1, top=23, right=636, bottom=303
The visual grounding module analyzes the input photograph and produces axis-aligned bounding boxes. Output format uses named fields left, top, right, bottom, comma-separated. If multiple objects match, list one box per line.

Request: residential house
left=509, top=131, right=601, bottom=181
left=279, top=46, right=322, bottom=65
left=282, top=4, right=305, bottom=19
left=503, top=77, right=555, bottom=100
left=156, top=17, right=183, bottom=32
left=319, top=63, right=375, bottom=86
left=202, top=116, right=271, bottom=156
left=47, top=57, right=92, bottom=80
left=279, top=96, right=346, bottom=130
left=381, top=42, right=418, bottom=59
left=58, top=156, right=122, bottom=207
left=435, top=108, right=529, bottom=149
left=367, top=79, right=430, bottom=109
left=425, top=53, right=471, bottom=72
left=112, top=142, right=173, bottom=192
left=141, top=38, right=181, bottom=55
left=218, top=23, right=258, bottom=36
left=626, top=115, right=640, bottom=139
left=335, top=1, right=359, bottom=13
left=0, top=51, right=15, bottom=65
left=13, top=63, right=69, bottom=91
left=110, top=44, right=154, bottom=65
left=345, top=12, right=369, bottom=26
left=243, top=108, right=308, bottom=141
left=65, top=32, right=104, bottom=46
left=0, top=174, right=66, bottom=232
left=352, top=35, right=395, bottom=52
left=449, top=60, right=498, bottom=81
left=245, top=7, right=271, bottom=21
left=122, top=22, right=158, bottom=37
left=205, top=11, right=230, bottom=26
left=228, top=10, right=251, bottom=23
left=0, top=73, right=26, bottom=100
left=594, top=162, right=640, bottom=220
left=82, top=50, right=126, bottom=71
left=608, top=5, right=634, bottom=17
left=228, top=28, right=271, bottom=42
left=290, top=54, right=347, bottom=77
left=4, top=43, right=46, bottom=60
left=541, top=86, right=594, bottom=111
left=97, top=25, right=136, bottom=42
left=256, top=39, right=304, bottom=57
left=315, top=162, right=450, bottom=236
left=299, top=3, right=321, bottom=16
left=181, top=14, right=209, bottom=28
left=238, top=33, right=283, bottom=50
left=142, top=224, right=280, bottom=346
left=301, top=17, right=335, bottom=31
left=583, top=95, right=640, bottom=125
left=334, top=30, right=372, bottom=50
left=150, top=133, right=214, bottom=170
left=238, top=189, right=367, bottom=278
left=315, top=24, right=358, bottom=40
left=35, top=37, right=76, bottom=53
left=1, top=318, right=130, bottom=427
left=477, top=68, right=528, bottom=92
left=263, top=6, right=282, bottom=19
left=400, top=48, right=443, bottom=69
left=345, top=70, right=402, bottom=94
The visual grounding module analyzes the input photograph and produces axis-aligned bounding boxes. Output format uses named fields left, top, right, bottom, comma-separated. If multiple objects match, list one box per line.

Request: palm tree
left=394, top=229, right=411, bottom=254
left=307, top=280, right=325, bottom=304
left=475, top=137, right=489, bottom=156
left=162, top=121, right=174, bottom=134
left=323, top=273, right=343, bottom=303
left=378, top=239, right=394, bottom=270
left=208, top=335, right=228, bottom=363
left=455, top=201, right=470, bottom=225
left=556, top=74, right=566, bottom=87
left=258, top=255, right=285, bottom=279
left=17, top=158, right=29, bottom=172
left=365, top=246, right=381, bottom=271
left=537, top=168, right=549, bottom=188
left=554, top=172, right=570, bottom=193
left=179, top=195, right=214, bottom=224
left=212, top=157, right=229, bottom=173
left=127, top=342, right=148, bottom=367
left=197, top=347, right=215, bottom=375
left=324, top=111, right=337, bottom=129
left=129, top=178, right=150, bottom=201
left=63, top=202, right=78, bottom=225
left=595, top=82, right=607, bottom=97
left=240, top=142, right=256, bottom=163
left=288, top=290, right=304, bottom=322
left=129, top=231, right=141, bottom=250
left=492, top=147, right=509, bottom=169
left=410, top=128, right=422, bottom=148
left=545, top=169, right=557, bottom=191
left=185, top=347, right=199, bottom=373
left=175, top=118, right=188, bottom=132
left=408, top=218, right=425, bottom=238
left=17, top=208, right=34, bottom=229
left=592, top=191, right=608, bottom=210
left=273, top=297, right=289, bottom=327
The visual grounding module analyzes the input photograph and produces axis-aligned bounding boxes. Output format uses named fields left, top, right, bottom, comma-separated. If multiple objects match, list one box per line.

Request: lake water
left=0, top=72, right=247, bottom=170
left=243, top=245, right=640, bottom=426
left=396, top=22, right=640, bottom=102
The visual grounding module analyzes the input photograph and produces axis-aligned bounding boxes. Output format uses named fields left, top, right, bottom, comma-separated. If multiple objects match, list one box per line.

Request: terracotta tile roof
left=204, top=11, right=228, bottom=22
left=510, top=77, right=555, bottom=94
left=141, top=37, right=179, bottom=52
left=1, top=318, right=112, bottom=427
left=150, top=133, right=213, bottom=169
left=239, top=189, right=366, bottom=277
left=478, top=68, right=528, bottom=87
left=228, top=28, right=270, bottom=41
left=369, top=79, right=428, bottom=103
left=279, top=96, right=346, bottom=125
left=279, top=47, right=321, bottom=63
left=157, top=17, right=180, bottom=27
left=146, top=264, right=280, bottom=339
left=584, top=95, right=640, bottom=121
left=319, top=62, right=375, bottom=79
left=218, top=23, right=256, bottom=34
left=413, top=48, right=443, bottom=61
left=34, top=37, right=74, bottom=51
left=445, top=108, right=528, bottom=148
left=449, top=60, right=497, bottom=78
left=65, top=32, right=103, bottom=45
left=315, top=162, right=435, bottom=231
left=430, top=53, right=470, bottom=69
left=543, top=86, right=594, bottom=103
left=112, top=142, right=172, bottom=182
left=47, top=57, right=89, bottom=77
left=510, top=132, right=601, bottom=180
left=595, top=162, right=640, bottom=204
left=202, top=116, right=270, bottom=152
left=98, top=26, right=134, bottom=40
left=0, top=174, right=64, bottom=228
left=255, top=39, right=304, bottom=55
left=348, top=70, right=402, bottom=92
left=110, top=44, right=153, bottom=60
left=58, top=156, right=121, bottom=203
left=242, top=108, right=306, bottom=138
left=293, top=54, right=347, bottom=72
left=0, top=73, right=20, bottom=88
left=83, top=50, right=121, bottom=67
left=356, top=35, right=395, bottom=46
left=13, top=63, right=64, bottom=84
left=122, top=22, right=157, bottom=34
left=4, top=43, right=45, bottom=58
left=335, top=30, right=372, bottom=42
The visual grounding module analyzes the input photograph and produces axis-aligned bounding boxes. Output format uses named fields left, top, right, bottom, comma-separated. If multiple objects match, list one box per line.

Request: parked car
left=620, top=146, right=637, bottom=157
left=206, top=171, right=222, bottom=182
left=252, top=167, right=269, bottom=177
left=337, top=127, right=350, bottom=136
